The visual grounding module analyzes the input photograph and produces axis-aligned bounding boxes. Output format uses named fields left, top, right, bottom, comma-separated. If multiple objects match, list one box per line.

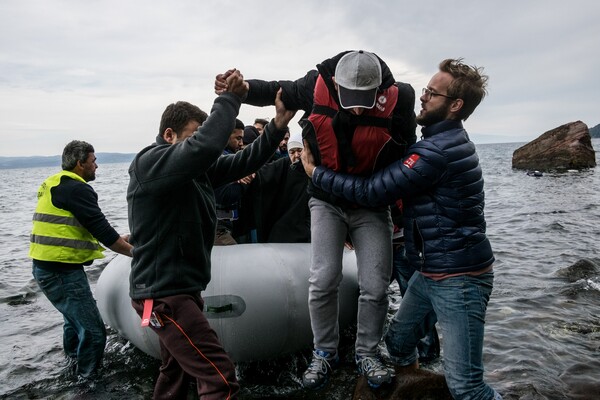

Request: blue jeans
left=33, top=262, right=107, bottom=378
left=392, top=245, right=439, bottom=362
left=385, top=271, right=501, bottom=400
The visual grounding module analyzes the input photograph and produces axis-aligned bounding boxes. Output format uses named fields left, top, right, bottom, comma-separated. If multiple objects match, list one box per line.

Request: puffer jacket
left=312, top=119, right=494, bottom=274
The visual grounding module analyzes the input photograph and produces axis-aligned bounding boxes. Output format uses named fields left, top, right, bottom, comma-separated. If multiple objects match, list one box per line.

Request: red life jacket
left=307, top=74, right=399, bottom=175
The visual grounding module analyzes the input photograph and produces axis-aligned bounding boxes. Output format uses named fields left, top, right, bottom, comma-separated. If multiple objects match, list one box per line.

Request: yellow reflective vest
left=29, top=170, right=105, bottom=264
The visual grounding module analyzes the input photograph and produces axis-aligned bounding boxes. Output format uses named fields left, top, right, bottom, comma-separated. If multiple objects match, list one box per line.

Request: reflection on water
left=1, top=140, right=600, bottom=399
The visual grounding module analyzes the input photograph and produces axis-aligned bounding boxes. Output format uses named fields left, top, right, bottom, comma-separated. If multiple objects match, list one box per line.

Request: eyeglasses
left=422, top=87, right=456, bottom=100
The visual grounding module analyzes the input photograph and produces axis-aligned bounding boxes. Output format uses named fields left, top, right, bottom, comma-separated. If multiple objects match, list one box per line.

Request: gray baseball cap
left=334, top=50, right=382, bottom=109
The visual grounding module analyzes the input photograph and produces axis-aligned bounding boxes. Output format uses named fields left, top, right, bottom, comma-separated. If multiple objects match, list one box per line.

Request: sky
left=1, top=0, right=599, bottom=157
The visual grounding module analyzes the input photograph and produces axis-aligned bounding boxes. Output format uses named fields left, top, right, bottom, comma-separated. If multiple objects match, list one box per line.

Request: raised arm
left=132, top=71, right=248, bottom=193
left=215, top=68, right=318, bottom=114
left=209, top=89, right=296, bottom=187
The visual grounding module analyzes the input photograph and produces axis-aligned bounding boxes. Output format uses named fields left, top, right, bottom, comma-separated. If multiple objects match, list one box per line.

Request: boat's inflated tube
left=96, top=243, right=359, bottom=362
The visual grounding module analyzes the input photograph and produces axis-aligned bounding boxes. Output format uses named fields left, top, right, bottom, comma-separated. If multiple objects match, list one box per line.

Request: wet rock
left=352, top=365, right=451, bottom=400
left=512, top=121, right=596, bottom=171
left=556, top=258, right=600, bottom=282
left=557, top=321, right=600, bottom=335
left=560, top=360, right=600, bottom=400
left=500, top=383, right=546, bottom=400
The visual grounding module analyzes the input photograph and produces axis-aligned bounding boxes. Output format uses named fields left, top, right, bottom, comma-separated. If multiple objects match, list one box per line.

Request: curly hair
left=440, top=58, right=489, bottom=120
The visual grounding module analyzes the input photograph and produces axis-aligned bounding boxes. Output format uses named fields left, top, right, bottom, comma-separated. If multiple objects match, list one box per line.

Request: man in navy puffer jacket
left=303, top=59, right=502, bottom=400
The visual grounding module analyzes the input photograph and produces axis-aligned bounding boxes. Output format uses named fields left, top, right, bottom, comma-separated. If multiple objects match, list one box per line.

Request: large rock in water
left=512, top=121, right=596, bottom=171
left=556, top=258, right=600, bottom=282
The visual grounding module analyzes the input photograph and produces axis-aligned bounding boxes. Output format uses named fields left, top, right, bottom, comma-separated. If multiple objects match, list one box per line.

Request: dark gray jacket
left=127, top=93, right=286, bottom=299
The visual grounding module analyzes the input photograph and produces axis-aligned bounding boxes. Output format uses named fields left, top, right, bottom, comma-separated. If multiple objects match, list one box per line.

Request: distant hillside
left=0, top=153, right=135, bottom=169
left=590, top=123, right=600, bottom=138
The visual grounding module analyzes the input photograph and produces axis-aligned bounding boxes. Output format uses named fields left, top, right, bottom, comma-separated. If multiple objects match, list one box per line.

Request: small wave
left=0, top=291, right=38, bottom=306
left=547, top=221, right=567, bottom=231
left=583, top=278, right=600, bottom=292
left=559, top=280, right=600, bottom=299
left=0, top=280, right=40, bottom=305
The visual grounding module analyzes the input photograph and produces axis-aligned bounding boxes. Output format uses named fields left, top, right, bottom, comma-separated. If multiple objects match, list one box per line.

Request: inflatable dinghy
left=96, top=243, right=359, bottom=363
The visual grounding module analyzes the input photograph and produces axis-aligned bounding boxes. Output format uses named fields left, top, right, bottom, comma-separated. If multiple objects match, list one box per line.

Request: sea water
left=1, top=140, right=599, bottom=399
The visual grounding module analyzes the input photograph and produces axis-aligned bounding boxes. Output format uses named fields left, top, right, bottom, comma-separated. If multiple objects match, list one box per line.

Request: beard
left=416, top=102, right=450, bottom=127
left=83, top=171, right=96, bottom=182
left=81, top=164, right=96, bottom=182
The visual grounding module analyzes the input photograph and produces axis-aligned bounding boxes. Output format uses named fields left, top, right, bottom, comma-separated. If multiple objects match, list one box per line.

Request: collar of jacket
left=421, top=119, right=464, bottom=138
left=155, top=133, right=168, bottom=145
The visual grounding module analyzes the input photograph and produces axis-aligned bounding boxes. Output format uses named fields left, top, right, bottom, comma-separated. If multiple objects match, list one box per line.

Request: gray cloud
left=1, top=0, right=598, bottom=156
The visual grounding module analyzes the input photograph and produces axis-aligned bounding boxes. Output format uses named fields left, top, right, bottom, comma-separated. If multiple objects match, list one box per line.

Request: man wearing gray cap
left=215, top=50, right=416, bottom=390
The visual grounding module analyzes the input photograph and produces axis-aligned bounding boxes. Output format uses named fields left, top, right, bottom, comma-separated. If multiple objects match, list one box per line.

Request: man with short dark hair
left=214, top=118, right=250, bottom=245
left=303, top=58, right=502, bottom=400
left=253, top=117, right=269, bottom=134
left=272, top=127, right=290, bottom=160
left=127, top=70, right=295, bottom=399
left=29, top=140, right=132, bottom=380
left=225, top=118, right=245, bottom=154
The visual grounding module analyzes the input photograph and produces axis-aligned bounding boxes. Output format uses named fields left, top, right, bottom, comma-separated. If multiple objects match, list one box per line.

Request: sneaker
left=355, top=354, right=393, bottom=388
left=302, top=349, right=339, bottom=390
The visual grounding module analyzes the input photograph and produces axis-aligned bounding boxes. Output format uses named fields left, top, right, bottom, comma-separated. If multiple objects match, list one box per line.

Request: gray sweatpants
left=308, top=197, right=393, bottom=357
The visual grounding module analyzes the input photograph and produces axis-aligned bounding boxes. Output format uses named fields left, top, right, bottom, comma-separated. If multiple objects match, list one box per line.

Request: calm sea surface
left=1, top=140, right=599, bottom=400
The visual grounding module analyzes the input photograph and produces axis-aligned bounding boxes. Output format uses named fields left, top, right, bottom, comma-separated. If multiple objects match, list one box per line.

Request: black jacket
left=239, top=157, right=311, bottom=243
left=244, top=51, right=416, bottom=206
left=127, top=93, right=286, bottom=299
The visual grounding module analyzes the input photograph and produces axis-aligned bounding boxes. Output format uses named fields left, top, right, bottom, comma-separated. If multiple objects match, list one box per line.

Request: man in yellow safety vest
left=29, top=140, right=132, bottom=380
